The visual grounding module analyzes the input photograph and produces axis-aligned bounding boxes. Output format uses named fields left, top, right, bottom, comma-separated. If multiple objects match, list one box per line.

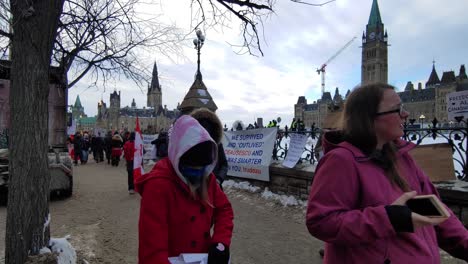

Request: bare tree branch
left=192, top=0, right=335, bottom=56
left=218, top=0, right=272, bottom=10
left=52, top=0, right=184, bottom=90
left=0, top=29, right=12, bottom=38
left=291, top=0, right=335, bottom=6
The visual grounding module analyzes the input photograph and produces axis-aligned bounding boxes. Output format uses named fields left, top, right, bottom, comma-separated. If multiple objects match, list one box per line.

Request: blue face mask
left=180, top=165, right=207, bottom=185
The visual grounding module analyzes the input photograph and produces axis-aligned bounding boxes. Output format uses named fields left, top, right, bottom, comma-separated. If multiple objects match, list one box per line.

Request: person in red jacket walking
left=135, top=115, right=234, bottom=264
left=123, top=132, right=135, bottom=194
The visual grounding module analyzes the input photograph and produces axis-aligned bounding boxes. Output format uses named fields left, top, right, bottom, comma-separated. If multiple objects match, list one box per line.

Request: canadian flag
left=133, top=116, right=144, bottom=182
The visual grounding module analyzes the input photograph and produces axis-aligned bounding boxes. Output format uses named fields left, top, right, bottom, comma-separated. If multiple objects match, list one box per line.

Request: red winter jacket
left=136, top=115, right=234, bottom=264
left=123, top=140, right=135, bottom=161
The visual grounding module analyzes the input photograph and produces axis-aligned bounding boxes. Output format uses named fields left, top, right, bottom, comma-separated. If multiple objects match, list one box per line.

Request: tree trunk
left=6, top=0, right=64, bottom=263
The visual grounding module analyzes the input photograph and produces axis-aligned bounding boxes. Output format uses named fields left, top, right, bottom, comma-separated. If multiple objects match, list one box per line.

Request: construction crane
left=317, top=36, right=357, bottom=95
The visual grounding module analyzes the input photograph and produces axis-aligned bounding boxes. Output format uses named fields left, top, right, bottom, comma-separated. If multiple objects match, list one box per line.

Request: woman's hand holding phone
left=391, top=191, right=448, bottom=229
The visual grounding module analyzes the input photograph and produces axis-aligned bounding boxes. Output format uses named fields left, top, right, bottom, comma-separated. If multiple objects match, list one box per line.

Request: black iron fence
left=271, top=118, right=468, bottom=182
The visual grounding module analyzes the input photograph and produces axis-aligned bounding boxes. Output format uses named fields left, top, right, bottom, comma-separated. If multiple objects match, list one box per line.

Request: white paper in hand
left=169, top=253, right=208, bottom=264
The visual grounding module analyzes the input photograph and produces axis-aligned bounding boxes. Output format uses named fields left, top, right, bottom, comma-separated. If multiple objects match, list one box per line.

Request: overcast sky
left=69, top=0, right=468, bottom=129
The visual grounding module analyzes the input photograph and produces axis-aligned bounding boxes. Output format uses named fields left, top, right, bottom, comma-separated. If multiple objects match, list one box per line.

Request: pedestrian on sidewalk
left=306, top=83, right=468, bottom=263
left=123, top=132, right=135, bottom=194
left=93, top=132, right=105, bottom=163
left=111, top=132, right=123, bottom=166
left=81, top=133, right=90, bottom=164
left=73, top=132, right=83, bottom=165
left=104, top=131, right=112, bottom=164
left=190, top=108, right=228, bottom=190
left=135, top=115, right=234, bottom=264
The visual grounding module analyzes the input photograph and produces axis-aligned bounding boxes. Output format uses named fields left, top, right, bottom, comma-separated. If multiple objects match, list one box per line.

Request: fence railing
left=270, top=118, right=468, bottom=182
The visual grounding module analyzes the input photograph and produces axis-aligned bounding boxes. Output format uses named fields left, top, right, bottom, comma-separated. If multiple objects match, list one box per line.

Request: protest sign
left=67, top=119, right=76, bottom=136
left=222, top=127, right=277, bottom=182
left=282, top=133, right=308, bottom=168
left=142, top=134, right=157, bottom=159
left=93, top=127, right=106, bottom=137
left=447, top=90, right=468, bottom=121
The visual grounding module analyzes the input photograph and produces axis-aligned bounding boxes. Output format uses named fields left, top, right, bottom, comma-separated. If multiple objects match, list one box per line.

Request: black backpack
left=156, top=132, right=168, bottom=158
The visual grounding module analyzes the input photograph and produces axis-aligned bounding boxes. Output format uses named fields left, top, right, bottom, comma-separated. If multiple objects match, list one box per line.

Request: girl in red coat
left=136, top=115, right=234, bottom=264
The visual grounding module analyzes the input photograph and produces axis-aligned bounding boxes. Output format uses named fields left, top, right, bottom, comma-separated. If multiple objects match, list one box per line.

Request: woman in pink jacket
left=306, top=83, right=468, bottom=263
left=136, top=115, right=234, bottom=264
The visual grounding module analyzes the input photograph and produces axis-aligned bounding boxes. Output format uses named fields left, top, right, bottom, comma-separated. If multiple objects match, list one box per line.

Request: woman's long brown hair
left=343, top=83, right=410, bottom=191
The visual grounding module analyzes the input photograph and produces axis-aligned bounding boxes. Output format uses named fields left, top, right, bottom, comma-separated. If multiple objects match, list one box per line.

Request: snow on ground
left=222, top=180, right=260, bottom=192
left=223, top=180, right=307, bottom=207
left=261, top=188, right=307, bottom=207
left=39, top=235, right=76, bottom=264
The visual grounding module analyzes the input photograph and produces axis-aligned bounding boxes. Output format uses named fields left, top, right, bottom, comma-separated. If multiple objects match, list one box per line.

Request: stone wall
left=228, top=163, right=468, bottom=226
left=227, top=161, right=315, bottom=200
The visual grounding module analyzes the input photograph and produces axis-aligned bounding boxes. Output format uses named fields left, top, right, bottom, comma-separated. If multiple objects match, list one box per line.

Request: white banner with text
left=447, top=90, right=468, bottom=121
left=282, top=133, right=308, bottom=168
left=222, top=127, right=277, bottom=182
left=142, top=134, right=157, bottom=159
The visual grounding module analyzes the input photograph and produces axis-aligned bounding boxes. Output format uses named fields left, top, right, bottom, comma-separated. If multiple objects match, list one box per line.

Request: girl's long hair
left=188, top=176, right=213, bottom=208
left=343, top=83, right=410, bottom=191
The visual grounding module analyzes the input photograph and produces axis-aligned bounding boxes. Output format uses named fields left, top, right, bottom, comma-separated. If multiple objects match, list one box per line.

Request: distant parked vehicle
left=0, top=60, right=73, bottom=205
left=0, top=149, right=73, bottom=205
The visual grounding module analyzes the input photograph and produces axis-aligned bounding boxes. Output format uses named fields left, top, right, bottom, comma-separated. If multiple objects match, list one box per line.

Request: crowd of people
left=67, top=130, right=127, bottom=166
left=68, top=84, right=468, bottom=263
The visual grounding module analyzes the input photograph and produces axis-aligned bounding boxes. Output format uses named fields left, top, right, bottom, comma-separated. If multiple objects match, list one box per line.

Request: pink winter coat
left=136, top=115, right=234, bottom=264
left=306, top=132, right=468, bottom=263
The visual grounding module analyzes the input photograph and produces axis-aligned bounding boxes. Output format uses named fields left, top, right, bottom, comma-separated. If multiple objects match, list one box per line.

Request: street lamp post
left=193, top=29, right=205, bottom=78
left=419, top=114, right=426, bottom=128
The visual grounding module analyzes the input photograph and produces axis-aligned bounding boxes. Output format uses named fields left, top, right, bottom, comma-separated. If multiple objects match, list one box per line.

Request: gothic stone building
left=96, top=62, right=179, bottom=133
left=295, top=0, right=386, bottom=128
left=295, top=0, right=468, bottom=128
left=400, top=64, right=468, bottom=124
left=294, top=88, right=346, bottom=128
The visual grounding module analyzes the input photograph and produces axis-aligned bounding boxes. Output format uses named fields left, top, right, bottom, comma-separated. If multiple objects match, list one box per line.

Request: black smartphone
left=406, top=195, right=449, bottom=218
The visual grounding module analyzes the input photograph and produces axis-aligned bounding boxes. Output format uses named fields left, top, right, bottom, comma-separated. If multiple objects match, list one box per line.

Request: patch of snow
left=223, top=180, right=307, bottom=207
left=43, top=213, right=51, bottom=241
left=223, top=180, right=260, bottom=192
left=261, top=188, right=307, bottom=207
left=49, top=235, right=77, bottom=264
left=39, top=247, right=51, bottom=254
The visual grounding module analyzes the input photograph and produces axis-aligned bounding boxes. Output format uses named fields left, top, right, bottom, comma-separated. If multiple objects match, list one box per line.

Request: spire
left=426, top=62, right=440, bottom=87
left=74, top=95, right=83, bottom=108
left=333, top=87, right=342, bottom=103
left=459, top=65, right=467, bottom=80
left=150, top=61, right=161, bottom=91
left=404, top=81, right=414, bottom=91
left=368, top=0, right=382, bottom=26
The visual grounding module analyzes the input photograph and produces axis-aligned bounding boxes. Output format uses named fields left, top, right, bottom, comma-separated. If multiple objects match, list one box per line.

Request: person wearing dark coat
left=93, top=132, right=105, bottom=163
left=190, top=108, right=228, bottom=190
left=73, top=132, right=83, bottom=165
left=81, top=133, right=91, bottom=164
left=104, top=131, right=113, bottom=164
left=111, top=132, right=123, bottom=166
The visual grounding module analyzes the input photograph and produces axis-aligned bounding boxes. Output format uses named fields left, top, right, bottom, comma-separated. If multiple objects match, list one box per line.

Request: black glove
left=208, top=243, right=230, bottom=264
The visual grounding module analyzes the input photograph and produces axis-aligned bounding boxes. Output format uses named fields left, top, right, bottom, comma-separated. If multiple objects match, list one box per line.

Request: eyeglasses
left=376, top=104, right=405, bottom=117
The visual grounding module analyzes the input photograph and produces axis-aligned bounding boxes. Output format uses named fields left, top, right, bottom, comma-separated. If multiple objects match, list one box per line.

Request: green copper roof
left=79, top=117, right=96, bottom=123
left=368, top=0, right=382, bottom=26
left=74, top=95, right=83, bottom=108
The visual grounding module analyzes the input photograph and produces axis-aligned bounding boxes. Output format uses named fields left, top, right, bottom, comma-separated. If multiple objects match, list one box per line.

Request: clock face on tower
left=369, top=32, right=376, bottom=40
